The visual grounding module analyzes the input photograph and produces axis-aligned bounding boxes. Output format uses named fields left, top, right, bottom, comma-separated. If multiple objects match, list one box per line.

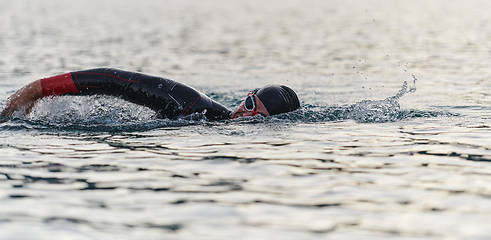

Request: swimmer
left=0, top=68, right=300, bottom=120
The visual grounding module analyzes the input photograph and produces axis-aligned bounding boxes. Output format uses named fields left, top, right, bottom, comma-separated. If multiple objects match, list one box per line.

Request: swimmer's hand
left=1, top=80, right=44, bottom=117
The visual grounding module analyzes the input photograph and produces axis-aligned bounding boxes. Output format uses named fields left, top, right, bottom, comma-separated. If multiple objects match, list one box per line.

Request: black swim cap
left=255, top=85, right=300, bottom=115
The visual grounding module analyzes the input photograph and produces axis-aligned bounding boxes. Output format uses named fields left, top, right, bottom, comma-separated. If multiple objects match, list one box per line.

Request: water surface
left=1, top=0, right=491, bottom=239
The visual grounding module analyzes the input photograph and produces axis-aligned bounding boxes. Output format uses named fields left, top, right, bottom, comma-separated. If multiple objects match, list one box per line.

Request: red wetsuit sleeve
left=40, top=73, right=79, bottom=96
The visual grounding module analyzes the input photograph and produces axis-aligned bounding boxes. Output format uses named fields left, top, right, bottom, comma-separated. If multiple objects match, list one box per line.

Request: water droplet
left=158, top=84, right=163, bottom=89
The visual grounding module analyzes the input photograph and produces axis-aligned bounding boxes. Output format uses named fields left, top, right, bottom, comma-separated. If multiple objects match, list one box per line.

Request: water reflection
left=2, top=0, right=491, bottom=239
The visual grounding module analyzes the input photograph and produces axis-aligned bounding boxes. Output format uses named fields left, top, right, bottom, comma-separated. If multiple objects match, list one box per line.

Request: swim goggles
left=244, top=88, right=264, bottom=116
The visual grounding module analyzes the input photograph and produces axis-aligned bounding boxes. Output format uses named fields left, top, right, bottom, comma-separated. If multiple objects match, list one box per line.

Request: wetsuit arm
left=1, top=71, right=77, bottom=117
left=2, top=68, right=231, bottom=120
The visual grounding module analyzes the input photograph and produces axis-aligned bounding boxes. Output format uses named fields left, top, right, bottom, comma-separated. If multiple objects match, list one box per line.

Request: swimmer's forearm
left=1, top=80, right=44, bottom=117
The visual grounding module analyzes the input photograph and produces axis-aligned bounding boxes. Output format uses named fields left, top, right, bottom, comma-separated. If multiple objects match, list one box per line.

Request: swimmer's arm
left=1, top=80, right=44, bottom=117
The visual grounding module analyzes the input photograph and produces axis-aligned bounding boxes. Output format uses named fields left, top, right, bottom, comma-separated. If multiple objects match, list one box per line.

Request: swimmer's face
left=230, top=94, right=270, bottom=119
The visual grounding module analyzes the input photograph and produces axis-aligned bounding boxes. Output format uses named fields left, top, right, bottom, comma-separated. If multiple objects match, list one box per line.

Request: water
left=1, top=0, right=491, bottom=239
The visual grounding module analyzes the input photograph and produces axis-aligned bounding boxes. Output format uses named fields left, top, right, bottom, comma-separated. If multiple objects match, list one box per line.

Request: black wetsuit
left=40, top=68, right=231, bottom=120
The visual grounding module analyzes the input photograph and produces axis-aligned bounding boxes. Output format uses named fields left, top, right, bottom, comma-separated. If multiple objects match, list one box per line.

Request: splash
left=0, top=79, right=431, bottom=130
left=17, top=95, right=176, bottom=131
left=29, top=95, right=154, bottom=123
left=343, top=80, right=416, bottom=123
left=276, top=80, right=423, bottom=123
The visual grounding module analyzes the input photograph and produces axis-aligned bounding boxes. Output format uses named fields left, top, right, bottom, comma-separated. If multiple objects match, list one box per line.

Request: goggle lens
left=245, top=95, right=255, bottom=111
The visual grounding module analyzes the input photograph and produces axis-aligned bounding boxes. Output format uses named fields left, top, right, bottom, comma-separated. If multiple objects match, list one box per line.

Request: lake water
left=1, top=0, right=491, bottom=239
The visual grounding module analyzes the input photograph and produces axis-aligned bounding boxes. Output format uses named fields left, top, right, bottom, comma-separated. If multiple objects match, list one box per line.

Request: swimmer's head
left=230, top=85, right=300, bottom=119
left=255, top=85, right=300, bottom=116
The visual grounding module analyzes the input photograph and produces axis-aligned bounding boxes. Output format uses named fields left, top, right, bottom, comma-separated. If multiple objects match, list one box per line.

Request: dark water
left=1, top=0, right=491, bottom=239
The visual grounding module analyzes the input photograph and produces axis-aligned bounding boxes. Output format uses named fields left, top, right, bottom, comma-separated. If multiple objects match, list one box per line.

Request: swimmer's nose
left=230, top=102, right=247, bottom=119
